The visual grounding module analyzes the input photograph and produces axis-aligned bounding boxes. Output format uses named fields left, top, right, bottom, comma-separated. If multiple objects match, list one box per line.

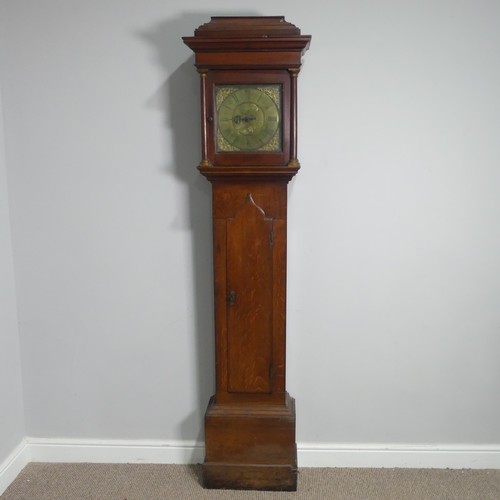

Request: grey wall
left=0, top=0, right=499, bottom=447
left=0, top=83, right=25, bottom=463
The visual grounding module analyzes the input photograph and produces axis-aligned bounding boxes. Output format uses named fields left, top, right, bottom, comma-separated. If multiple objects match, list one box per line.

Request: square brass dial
left=215, top=84, right=282, bottom=152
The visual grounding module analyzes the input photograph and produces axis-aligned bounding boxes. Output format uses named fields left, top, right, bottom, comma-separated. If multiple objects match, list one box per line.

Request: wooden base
left=203, top=463, right=297, bottom=491
left=203, top=394, right=297, bottom=491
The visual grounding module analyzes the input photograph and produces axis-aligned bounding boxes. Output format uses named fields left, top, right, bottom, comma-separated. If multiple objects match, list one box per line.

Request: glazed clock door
left=207, top=71, right=291, bottom=167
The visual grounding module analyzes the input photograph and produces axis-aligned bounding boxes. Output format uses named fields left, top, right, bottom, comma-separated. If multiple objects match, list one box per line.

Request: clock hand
left=233, top=115, right=256, bottom=124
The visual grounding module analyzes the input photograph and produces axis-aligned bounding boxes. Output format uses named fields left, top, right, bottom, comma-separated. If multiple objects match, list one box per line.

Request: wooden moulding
left=183, top=16, right=311, bottom=70
left=193, top=16, right=302, bottom=37
left=198, top=165, right=300, bottom=183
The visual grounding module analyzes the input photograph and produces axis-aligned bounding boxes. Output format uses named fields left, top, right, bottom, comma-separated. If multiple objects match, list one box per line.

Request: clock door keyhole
left=228, top=290, right=236, bottom=306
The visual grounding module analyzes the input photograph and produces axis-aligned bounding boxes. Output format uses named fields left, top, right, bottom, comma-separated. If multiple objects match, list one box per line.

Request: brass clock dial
left=216, top=84, right=281, bottom=152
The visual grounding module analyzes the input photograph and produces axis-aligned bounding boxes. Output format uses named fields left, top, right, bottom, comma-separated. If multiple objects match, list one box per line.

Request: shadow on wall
left=138, top=11, right=256, bottom=454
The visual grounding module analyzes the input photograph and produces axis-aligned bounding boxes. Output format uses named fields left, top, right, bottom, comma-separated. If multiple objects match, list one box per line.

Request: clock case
left=183, top=17, right=310, bottom=491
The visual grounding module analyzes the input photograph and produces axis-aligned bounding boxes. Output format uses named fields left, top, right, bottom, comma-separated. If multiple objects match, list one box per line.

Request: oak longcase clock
left=183, top=16, right=310, bottom=491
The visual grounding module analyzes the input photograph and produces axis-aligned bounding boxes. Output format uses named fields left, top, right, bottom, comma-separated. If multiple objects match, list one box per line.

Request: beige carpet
left=2, top=463, right=500, bottom=499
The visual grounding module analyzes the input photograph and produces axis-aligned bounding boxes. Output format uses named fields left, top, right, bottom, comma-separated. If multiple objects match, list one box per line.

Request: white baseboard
left=0, top=440, right=30, bottom=496
left=298, top=442, right=500, bottom=469
left=24, top=438, right=500, bottom=469
left=2, top=438, right=500, bottom=495
left=27, top=438, right=205, bottom=465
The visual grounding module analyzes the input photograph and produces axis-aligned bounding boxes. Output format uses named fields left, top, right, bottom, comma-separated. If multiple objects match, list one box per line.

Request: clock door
left=206, top=71, right=291, bottom=167
left=212, top=183, right=288, bottom=405
left=226, top=195, right=274, bottom=394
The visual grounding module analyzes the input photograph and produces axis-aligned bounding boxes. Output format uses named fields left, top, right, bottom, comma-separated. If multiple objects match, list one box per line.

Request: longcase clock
left=183, top=17, right=310, bottom=491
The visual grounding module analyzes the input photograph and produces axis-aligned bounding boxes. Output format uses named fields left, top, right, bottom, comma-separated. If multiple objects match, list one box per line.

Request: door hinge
left=269, top=230, right=274, bottom=246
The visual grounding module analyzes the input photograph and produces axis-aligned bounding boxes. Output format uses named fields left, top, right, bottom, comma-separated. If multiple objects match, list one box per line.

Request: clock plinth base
left=203, top=394, right=297, bottom=491
left=203, top=462, right=297, bottom=491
